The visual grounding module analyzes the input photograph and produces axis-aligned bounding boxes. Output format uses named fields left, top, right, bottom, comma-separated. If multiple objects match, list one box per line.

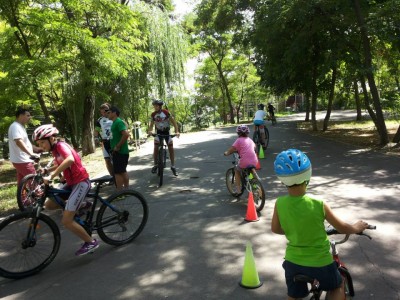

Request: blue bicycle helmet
left=274, top=149, right=312, bottom=186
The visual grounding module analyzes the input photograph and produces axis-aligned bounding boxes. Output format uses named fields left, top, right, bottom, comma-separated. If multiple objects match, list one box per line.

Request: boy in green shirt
left=271, top=149, right=369, bottom=300
left=107, top=106, right=130, bottom=189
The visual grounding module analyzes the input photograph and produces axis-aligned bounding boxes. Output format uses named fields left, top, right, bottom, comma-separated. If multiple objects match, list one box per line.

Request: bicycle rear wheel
left=264, top=127, right=270, bottom=149
left=96, top=190, right=149, bottom=246
left=17, top=174, right=43, bottom=211
left=225, top=167, right=244, bottom=197
left=250, top=178, right=266, bottom=211
left=252, top=130, right=261, bottom=154
left=0, top=212, right=61, bottom=279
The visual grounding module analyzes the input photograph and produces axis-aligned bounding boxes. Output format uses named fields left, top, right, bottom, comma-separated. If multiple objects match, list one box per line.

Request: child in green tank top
left=271, top=149, right=369, bottom=300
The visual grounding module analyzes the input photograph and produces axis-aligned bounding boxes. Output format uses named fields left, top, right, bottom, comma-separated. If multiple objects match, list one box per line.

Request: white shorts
left=64, top=179, right=91, bottom=212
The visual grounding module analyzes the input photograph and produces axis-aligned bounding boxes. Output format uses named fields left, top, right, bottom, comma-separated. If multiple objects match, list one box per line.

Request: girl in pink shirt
left=33, top=124, right=99, bottom=256
left=224, top=125, right=258, bottom=194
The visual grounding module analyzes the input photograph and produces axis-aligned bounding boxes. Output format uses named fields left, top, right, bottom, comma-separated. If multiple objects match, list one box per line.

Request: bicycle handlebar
left=151, top=133, right=177, bottom=138
left=326, top=225, right=376, bottom=242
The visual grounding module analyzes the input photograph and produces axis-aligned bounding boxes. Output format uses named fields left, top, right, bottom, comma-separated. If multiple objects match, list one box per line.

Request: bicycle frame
left=30, top=174, right=119, bottom=234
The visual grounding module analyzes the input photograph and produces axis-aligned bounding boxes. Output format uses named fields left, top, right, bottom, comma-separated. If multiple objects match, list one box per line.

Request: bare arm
left=224, top=146, right=237, bottom=156
left=114, top=130, right=129, bottom=152
left=169, top=115, right=180, bottom=137
left=49, top=155, right=74, bottom=180
left=324, top=203, right=369, bottom=234
left=15, top=138, right=40, bottom=156
left=271, top=203, right=285, bottom=235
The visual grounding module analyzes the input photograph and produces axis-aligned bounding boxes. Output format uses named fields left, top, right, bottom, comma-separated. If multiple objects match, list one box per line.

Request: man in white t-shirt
left=8, top=107, right=42, bottom=184
left=95, top=103, right=113, bottom=176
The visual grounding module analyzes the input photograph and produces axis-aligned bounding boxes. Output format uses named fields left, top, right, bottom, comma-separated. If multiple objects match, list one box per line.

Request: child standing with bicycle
left=223, top=125, right=258, bottom=195
left=271, top=148, right=369, bottom=300
left=33, top=124, right=99, bottom=256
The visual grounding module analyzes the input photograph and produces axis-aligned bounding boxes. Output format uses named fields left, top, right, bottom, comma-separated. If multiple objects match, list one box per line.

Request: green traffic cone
left=259, top=146, right=265, bottom=159
left=239, top=242, right=263, bottom=289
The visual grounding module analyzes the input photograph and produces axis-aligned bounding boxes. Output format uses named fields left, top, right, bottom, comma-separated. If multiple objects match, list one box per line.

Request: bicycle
left=0, top=173, right=148, bottom=279
left=294, top=225, right=376, bottom=300
left=225, top=153, right=265, bottom=211
left=16, top=155, right=54, bottom=211
left=253, top=123, right=269, bottom=154
left=151, top=133, right=176, bottom=187
left=267, top=114, right=277, bottom=126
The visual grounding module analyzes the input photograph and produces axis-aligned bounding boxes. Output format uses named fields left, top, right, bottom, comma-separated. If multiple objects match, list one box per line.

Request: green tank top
left=276, top=194, right=332, bottom=267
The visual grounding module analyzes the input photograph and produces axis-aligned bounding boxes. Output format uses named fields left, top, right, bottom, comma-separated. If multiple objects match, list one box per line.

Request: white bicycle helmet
left=32, top=124, right=59, bottom=141
left=236, top=125, right=250, bottom=135
left=274, top=149, right=312, bottom=186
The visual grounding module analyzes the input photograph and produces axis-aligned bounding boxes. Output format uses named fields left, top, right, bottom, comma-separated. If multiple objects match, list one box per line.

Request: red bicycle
left=294, top=225, right=376, bottom=299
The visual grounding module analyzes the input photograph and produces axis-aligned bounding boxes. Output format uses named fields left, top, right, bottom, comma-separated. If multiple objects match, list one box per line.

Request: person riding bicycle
left=271, top=149, right=369, bottom=300
left=33, top=124, right=99, bottom=256
left=253, top=103, right=267, bottom=148
left=267, top=102, right=276, bottom=120
left=95, top=103, right=113, bottom=177
left=223, top=125, right=258, bottom=195
left=148, top=99, right=180, bottom=176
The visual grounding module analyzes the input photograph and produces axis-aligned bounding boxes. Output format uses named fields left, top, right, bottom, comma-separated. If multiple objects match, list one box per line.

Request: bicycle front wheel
left=96, top=190, right=149, bottom=246
left=17, top=174, right=43, bottom=211
left=0, top=212, right=61, bottom=279
left=157, top=148, right=164, bottom=186
left=250, top=178, right=266, bottom=211
left=225, top=167, right=244, bottom=197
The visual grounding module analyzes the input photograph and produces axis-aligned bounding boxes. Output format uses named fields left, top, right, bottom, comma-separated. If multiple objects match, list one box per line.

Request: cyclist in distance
left=33, top=124, right=99, bottom=256
left=271, top=149, right=369, bottom=300
left=95, top=103, right=113, bottom=176
left=223, top=125, right=258, bottom=195
left=148, top=99, right=180, bottom=176
left=253, top=103, right=267, bottom=148
left=267, top=102, right=276, bottom=120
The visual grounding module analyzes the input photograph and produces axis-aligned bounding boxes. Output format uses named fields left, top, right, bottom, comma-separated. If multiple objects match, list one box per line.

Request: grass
left=297, top=119, right=400, bottom=153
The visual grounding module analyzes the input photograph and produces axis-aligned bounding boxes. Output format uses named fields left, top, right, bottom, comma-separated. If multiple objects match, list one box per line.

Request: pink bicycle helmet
left=33, top=124, right=59, bottom=141
left=236, top=125, right=250, bottom=134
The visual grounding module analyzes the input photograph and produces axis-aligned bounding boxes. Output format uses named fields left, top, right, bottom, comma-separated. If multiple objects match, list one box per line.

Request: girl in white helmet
left=223, top=125, right=258, bottom=195
left=33, top=124, right=99, bottom=256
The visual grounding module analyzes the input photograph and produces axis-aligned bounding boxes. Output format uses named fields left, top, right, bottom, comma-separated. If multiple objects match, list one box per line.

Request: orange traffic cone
left=255, top=158, right=261, bottom=170
left=239, top=242, right=263, bottom=289
left=245, top=192, right=259, bottom=222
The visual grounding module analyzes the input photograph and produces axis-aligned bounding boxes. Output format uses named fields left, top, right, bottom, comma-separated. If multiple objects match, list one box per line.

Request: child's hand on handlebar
left=353, top=220, right=369, bottom=233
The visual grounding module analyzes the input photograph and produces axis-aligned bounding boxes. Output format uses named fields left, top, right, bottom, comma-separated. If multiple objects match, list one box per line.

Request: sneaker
left=77, top=201, right=92, bottom=218
left=151, top=165, right=158, bottom=173
left=75, top=239, right=99, bottom=256
left=171, top=166, right=178, bottom=176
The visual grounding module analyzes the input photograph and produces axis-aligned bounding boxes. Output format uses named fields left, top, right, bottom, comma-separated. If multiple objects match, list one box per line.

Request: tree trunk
left=353, top=0, right=389, bottom=145
left=393, top=125, right=400, bottom=143
left=323, top=64, right=337, bottom=131
left=81, top=94, right=95, bottom=155
left=353, top=80, right=362, bottom=121
left=311, top=58, right=318, bottom=131
left=359, top=77, right=378, bottom=125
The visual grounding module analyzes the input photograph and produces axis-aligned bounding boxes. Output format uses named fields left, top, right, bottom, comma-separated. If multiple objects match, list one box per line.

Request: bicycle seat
left=294, top=274, right=314, bottom=284
left=90, top=175, right=114, bottom=185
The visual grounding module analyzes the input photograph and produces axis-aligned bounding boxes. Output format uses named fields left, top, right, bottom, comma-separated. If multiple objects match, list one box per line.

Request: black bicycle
left=225, top=153, right=266, bottom=211
left=253, top=124, right=269, bottom=153
left=294, top=225, right=376, bottom=299
left=0, top=173, right=148, bottom=279
left=152, top=133, right=176, bottom=187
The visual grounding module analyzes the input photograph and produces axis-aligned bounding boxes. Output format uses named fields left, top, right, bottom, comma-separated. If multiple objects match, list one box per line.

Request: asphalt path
left=1, top=111, right=399, bottom=300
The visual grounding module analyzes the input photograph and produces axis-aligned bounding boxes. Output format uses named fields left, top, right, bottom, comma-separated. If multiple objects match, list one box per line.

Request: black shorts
left=103, top=140, right=111, bottom=153
left=112, top=152, right=129, bottom=174
left=283, top=260, right=342, bottom=298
